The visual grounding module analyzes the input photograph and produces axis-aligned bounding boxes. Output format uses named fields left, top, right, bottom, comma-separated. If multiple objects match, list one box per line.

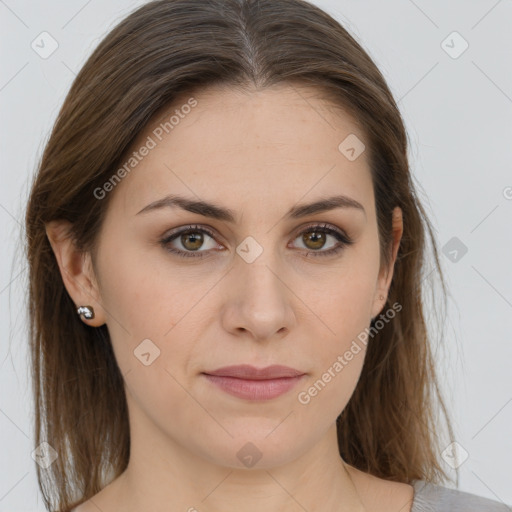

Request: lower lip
left=202, top=374, right=306, bottom=400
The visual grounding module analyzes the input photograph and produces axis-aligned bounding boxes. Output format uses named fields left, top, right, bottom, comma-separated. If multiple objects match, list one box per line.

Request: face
left=50, top=83, right=402, bottom=471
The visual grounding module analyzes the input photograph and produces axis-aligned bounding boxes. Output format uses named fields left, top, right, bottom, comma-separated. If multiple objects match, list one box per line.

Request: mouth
left=201, top=364, right=307, bottom=401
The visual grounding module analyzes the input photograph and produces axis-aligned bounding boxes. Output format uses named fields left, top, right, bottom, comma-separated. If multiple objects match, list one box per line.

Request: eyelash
left=159, top=223, right=354, bottom=259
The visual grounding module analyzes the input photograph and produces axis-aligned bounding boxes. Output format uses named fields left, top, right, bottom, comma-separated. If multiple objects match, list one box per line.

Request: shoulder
left=411, top=479, right=511, bottom=512
left=344, top=464, right=415, bottom=512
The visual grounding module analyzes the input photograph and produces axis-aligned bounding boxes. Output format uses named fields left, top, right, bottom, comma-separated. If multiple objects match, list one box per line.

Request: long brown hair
left=24, top=0, right=457, bottom=510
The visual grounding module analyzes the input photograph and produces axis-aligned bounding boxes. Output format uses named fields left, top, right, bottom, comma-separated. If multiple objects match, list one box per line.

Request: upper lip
left=202, top=364, right=305, bottom=380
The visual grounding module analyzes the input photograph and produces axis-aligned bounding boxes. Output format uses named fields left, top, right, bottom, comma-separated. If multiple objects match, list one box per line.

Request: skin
left=46, top=83, right=413, bottom=512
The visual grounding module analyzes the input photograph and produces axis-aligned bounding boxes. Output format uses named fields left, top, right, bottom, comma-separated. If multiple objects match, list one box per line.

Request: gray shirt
left=411, top=479, right=511, bottom=511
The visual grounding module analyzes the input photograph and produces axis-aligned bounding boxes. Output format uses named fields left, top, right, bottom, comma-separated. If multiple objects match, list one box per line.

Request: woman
left=24, top=1, right=510, bottom=511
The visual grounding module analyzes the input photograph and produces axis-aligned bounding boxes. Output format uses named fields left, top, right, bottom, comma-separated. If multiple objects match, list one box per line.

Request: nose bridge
left=237, top=236, right=286, bottom=306
left=223, top=235, right=296, bottom=339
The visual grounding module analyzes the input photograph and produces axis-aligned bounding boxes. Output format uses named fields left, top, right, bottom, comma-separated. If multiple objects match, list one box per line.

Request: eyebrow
left=136, top=193, right=366, bottom=221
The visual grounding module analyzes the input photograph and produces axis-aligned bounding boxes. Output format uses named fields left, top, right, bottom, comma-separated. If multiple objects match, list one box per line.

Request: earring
left=77, top=305, right=95, bottom=320
left=380, top=295, right=385, bottom=300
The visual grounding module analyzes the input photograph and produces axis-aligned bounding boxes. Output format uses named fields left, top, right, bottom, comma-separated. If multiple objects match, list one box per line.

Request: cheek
left=293, top=303, right=369, bottom=431
left=295, top=290, right=372, bottom=422
left=96, top=231, right=200, bottom=337
left=308, top=264, right=377, bottom=340
left=299, top=259, right=377, bottom=401
left=96, top=235, right=217, bottom=391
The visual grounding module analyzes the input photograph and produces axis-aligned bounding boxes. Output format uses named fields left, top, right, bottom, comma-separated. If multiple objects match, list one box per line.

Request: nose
left=220, top=255, right=297, bottom=343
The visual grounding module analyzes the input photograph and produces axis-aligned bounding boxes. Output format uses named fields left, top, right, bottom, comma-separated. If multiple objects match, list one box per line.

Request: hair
left=24, top=0, right=458, bottom=510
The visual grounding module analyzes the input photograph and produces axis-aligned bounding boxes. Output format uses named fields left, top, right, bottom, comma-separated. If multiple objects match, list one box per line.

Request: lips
left=201, top=364, right=306, bottom=400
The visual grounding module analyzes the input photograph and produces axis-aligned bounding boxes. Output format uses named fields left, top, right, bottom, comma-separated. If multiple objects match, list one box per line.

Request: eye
left=160, top=224, right=221, bottom=258
left=160, top=223, right=353, bottom=259
left=289, top=222, right=353, bottom=257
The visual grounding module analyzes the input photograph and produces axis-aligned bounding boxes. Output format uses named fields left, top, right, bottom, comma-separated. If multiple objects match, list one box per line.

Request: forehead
left=109, top=83, right=374, bottom=220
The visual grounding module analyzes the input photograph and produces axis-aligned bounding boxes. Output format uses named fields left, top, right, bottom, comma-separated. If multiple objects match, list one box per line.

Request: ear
left=45, top=220, right=107, bottom=327
left=371, top=206, right=403, bottom=319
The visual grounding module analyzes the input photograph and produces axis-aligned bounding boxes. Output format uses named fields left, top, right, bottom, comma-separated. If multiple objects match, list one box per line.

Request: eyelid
left=289, top=221, right=349, bottom=239
left=162, top=221, right=350, bottom=241
left=161, top=223, right=221, bottom=245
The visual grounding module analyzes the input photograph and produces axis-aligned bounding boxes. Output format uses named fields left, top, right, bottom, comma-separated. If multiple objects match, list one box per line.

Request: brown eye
left=180, top=231, right=204, bottom=251
left=160, top=225, right=220, bottom=258
left=291, top=223, right=353, bottom=257
left=160, top=223, right=353, bottom=260
left=301, top=230, right=327, bottom=250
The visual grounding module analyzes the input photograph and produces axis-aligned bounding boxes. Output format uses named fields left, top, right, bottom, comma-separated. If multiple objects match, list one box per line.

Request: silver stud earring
left=77, top=305, right=95, bottom=320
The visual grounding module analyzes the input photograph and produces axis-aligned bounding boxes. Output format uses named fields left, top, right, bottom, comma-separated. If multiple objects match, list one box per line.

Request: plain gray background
left=1, top=0, right=511, bottom=510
